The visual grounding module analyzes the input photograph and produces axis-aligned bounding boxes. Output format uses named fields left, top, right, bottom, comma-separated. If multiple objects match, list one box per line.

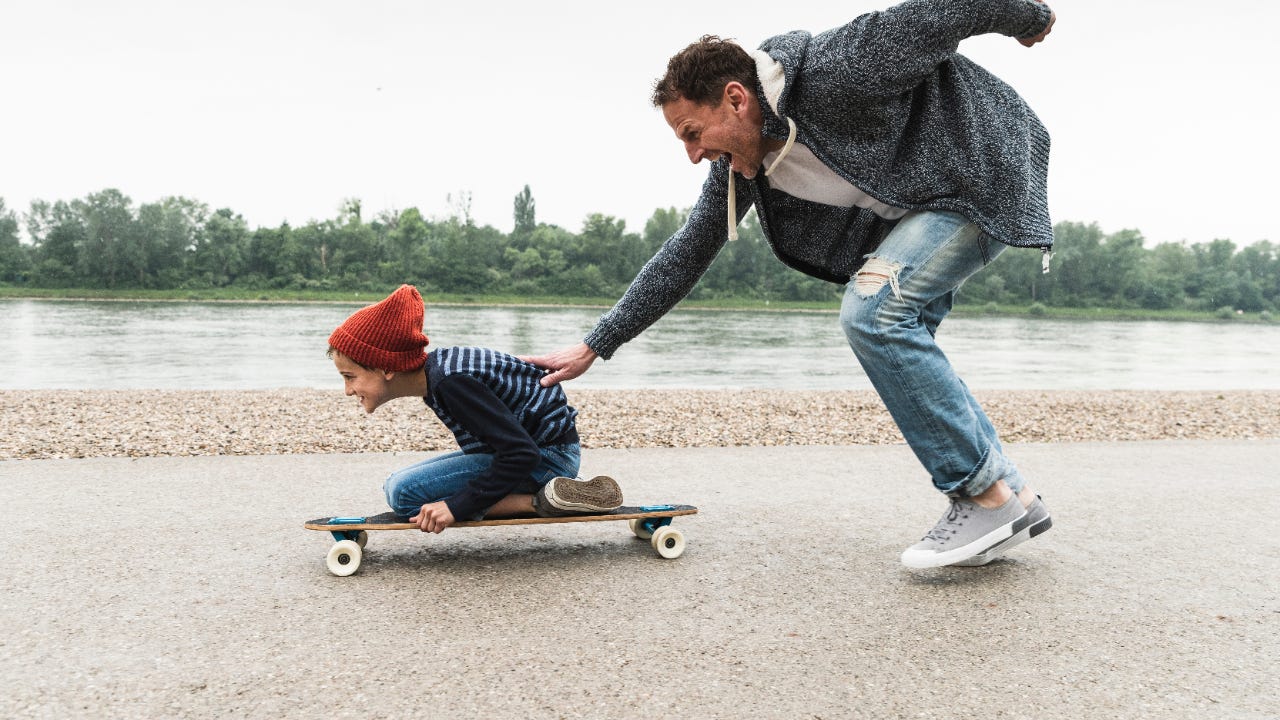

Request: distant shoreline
left=1, top=288, right=1273, bottom=323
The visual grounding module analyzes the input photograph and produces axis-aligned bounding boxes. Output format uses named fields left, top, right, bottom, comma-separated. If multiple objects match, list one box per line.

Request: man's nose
left=684, top=141, right=704, bottom=164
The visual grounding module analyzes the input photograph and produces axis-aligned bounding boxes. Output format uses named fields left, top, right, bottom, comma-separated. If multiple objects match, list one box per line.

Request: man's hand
left=410, top=501, right=455, bottom=533
left=1019, top=4, right=1055, bottom=47
left=518, top=342, right=599, bottom=387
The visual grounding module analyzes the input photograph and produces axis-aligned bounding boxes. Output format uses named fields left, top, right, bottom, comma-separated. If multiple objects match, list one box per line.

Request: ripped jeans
left=840, top=210, right=1026, bottom=498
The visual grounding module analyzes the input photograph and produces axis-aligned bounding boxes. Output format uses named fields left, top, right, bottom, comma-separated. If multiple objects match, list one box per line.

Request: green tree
left=387, top=208, right=432, bottom=284
left=1097, top=228, right=1146, bottom=306
left=137, top=197, right=209, bottom=287
left=642, top=207, right=688, bottom=256
left=519, top=225, right=573, bottom=293
left=329, top=202, right=382, bottom=285
left=576, top=214, right=648, bottom=291
left=291, top=221, right=336, bottom=282
left=1228, top=240, right=1277, bottom=312
left=1190, top=238, right=1240, bottom=310
left=26, top=200, right=85, bottom=286
left=513, top=185, right=536, bottom=239
left=1048, top=221, right=1105, bottom=305
left=0, top=198, right=31, bottom=282
left=74, top=189, right=137, bottom=288
left=427, top=212, right=503, bottom=293
left=1140, top=242, right=1195, bottom=309
left=191, top=208, right=249, bottom=287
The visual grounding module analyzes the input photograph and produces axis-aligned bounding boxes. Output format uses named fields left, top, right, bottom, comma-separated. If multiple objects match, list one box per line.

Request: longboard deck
left=305, top=504, right=698, bottom=531
left=308, top=504, right=698, bottom=575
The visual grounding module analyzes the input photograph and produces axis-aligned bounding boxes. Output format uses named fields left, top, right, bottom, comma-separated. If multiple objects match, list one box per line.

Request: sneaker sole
left=900, top=506, right=1031, bottom=569
left=544, top=476, right=623, bottom=513
left=952, top=513, right=1053, bottom=567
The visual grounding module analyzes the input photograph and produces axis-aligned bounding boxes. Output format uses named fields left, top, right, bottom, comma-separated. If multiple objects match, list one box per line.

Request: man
left=523, top=0, right=1056, bottom=568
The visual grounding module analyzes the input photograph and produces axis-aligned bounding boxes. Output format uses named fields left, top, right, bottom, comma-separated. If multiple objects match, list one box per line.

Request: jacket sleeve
left=814, top=0, right=1053, bottom=97
left=583, top=157, right=753, bottom=359
left=433, top=374, right=541, bottom=521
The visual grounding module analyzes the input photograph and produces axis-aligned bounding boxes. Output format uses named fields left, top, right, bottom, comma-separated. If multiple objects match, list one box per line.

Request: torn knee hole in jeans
left=855, top=257, right=903, bottom=299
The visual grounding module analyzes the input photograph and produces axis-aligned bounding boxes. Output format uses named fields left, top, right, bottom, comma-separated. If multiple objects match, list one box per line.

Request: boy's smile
left=333, top=352, right=395, bottom=414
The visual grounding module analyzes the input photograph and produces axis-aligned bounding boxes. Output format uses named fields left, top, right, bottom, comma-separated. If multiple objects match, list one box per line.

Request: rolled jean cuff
left=941, top=445, right=1024, bottom=498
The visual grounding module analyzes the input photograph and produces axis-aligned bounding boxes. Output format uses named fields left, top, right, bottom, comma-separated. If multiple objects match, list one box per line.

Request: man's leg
left=839, top=211, right=1048, bottom=566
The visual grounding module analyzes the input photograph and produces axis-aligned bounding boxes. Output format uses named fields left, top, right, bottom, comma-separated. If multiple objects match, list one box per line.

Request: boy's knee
left=384, top=473, right=407, bottom=512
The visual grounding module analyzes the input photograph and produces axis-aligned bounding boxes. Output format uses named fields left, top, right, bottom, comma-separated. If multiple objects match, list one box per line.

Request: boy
left=327, top=284, right=622, bottom=533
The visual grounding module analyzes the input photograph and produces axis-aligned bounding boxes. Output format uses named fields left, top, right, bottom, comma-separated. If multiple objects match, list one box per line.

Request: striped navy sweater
left=423, top=347, right=579, bottom=520
left=585, top=0, right=1054, bottom=360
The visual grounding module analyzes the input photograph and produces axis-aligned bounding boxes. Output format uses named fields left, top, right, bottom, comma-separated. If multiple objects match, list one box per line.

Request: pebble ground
left=3, top=388, right=1277, bottom=459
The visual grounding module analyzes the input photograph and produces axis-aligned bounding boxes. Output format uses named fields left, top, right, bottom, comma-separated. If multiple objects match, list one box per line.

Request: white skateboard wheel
left=355, top=530, right=368, bottom=549
left=326, top=539, right=363, bottom=576
left=651, top=526, right=685, bottom=559
left=629, top=518, right=654, bottom=540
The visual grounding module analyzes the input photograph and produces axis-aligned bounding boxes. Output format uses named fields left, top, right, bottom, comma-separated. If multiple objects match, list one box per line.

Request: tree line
left=0, top=188, right=1276, bottom=314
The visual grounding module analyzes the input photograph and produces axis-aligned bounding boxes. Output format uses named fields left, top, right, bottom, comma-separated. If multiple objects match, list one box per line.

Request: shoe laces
left=923, top=500, right=970, bottom=542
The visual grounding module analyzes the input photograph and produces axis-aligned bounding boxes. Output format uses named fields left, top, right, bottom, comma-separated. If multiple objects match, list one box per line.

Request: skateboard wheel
left=651, top=526, right=685, bottom=559
left=629, top=518, right=654, bottom=540
left=326, top=539, right=363, bottom=576
left=355, top=530, right=368, bottom=549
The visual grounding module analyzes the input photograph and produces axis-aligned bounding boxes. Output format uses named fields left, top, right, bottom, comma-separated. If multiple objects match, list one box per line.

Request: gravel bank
left=3, top=389, right=1278, bottom=460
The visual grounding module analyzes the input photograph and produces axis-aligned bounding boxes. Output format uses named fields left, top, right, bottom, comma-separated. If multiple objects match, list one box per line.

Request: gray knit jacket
left=585, top=0, right=1054, bottom=359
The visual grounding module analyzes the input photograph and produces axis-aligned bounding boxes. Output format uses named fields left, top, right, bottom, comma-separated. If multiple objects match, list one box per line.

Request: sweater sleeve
left=814, top=0, right=1053, bottom=97
left=584, top=157, right=751, bottom=359
left=433, top=374, right=541, bottom=521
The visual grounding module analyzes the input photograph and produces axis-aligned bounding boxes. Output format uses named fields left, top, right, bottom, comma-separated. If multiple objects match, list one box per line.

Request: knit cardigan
left=585, top=0, right=1054, bottom=360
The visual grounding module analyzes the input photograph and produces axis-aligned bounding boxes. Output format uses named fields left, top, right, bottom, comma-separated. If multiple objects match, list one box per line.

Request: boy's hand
left=410, top=502, right=455, bottom=533
left=518, top=342, right=599, bottom=387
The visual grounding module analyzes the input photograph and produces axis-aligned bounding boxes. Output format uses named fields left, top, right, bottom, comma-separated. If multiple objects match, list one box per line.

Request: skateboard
left=305, top=504, right=698, bottom=576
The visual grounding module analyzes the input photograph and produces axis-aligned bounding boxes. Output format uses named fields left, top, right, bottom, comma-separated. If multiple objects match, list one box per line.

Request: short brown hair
left=651, top=35, right=758, bottom=107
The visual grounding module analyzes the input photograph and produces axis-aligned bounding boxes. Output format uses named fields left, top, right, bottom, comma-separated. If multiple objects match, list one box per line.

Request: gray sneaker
left=952, top=496, right=1053, bottom=566
left=901, top=494, right=1028, bottom=569
left=533, top=476, right=623, bottom=517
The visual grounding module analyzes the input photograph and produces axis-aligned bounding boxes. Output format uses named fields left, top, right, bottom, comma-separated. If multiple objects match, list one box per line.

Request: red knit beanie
left=328, top=284, right=429, bottom=371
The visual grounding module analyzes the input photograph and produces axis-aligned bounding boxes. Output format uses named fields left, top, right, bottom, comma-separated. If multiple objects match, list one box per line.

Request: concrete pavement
left=2, top=440, right=1277, bottom=719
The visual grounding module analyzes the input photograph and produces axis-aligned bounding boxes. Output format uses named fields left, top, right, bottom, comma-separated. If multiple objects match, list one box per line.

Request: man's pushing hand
left=410, top=501, right=455, bottom=533
left=518, top=342, right=599, bottom=387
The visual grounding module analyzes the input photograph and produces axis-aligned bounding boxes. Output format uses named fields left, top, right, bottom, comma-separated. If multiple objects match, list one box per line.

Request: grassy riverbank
left=0, top=285, right=1275, bottom=323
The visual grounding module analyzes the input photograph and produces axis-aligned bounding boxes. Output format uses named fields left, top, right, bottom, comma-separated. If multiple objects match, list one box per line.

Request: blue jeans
left=383, top=443, right=581, bottom=520
left=840, top=211, right=1026, bottom=498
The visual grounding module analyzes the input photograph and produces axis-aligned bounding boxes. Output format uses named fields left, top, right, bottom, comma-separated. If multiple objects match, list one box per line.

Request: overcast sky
left=3, top=1, right=1276, bottom=249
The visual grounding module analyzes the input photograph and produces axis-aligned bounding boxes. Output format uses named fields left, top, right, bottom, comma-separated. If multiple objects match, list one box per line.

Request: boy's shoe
left=900, top=494, right=1028, bottom=569
left=952, top=495, right=1053, bottom=567
left=533, top=475, right=623, bottom=517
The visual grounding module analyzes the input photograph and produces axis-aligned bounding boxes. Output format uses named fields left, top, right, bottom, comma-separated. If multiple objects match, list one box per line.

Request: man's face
left=333, top=352, right=393, bottom=414
left=662, top=83, right=767, bottom=179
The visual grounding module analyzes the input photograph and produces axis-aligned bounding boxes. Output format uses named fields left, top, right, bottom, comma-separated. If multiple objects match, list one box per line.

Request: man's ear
left=381, top=369, right=396, bottom=381
left=724, top=81, right=750, bottom=113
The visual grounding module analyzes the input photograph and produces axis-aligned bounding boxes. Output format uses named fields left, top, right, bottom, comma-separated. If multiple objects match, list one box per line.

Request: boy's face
left=333, top=352, right=394, bottom=414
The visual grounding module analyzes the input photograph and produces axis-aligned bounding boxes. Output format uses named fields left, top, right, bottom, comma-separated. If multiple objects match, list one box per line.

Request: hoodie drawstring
left=727, top=117, right=797, bottom=241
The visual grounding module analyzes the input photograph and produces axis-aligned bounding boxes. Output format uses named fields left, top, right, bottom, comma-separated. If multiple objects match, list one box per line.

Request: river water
left=1, top=299, right=1277, bottom=391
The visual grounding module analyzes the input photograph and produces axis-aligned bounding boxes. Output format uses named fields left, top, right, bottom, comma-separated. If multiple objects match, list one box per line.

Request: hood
left=722, top=44, right=800, bottom=241
left=754, top=31, right=812, bottom=125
